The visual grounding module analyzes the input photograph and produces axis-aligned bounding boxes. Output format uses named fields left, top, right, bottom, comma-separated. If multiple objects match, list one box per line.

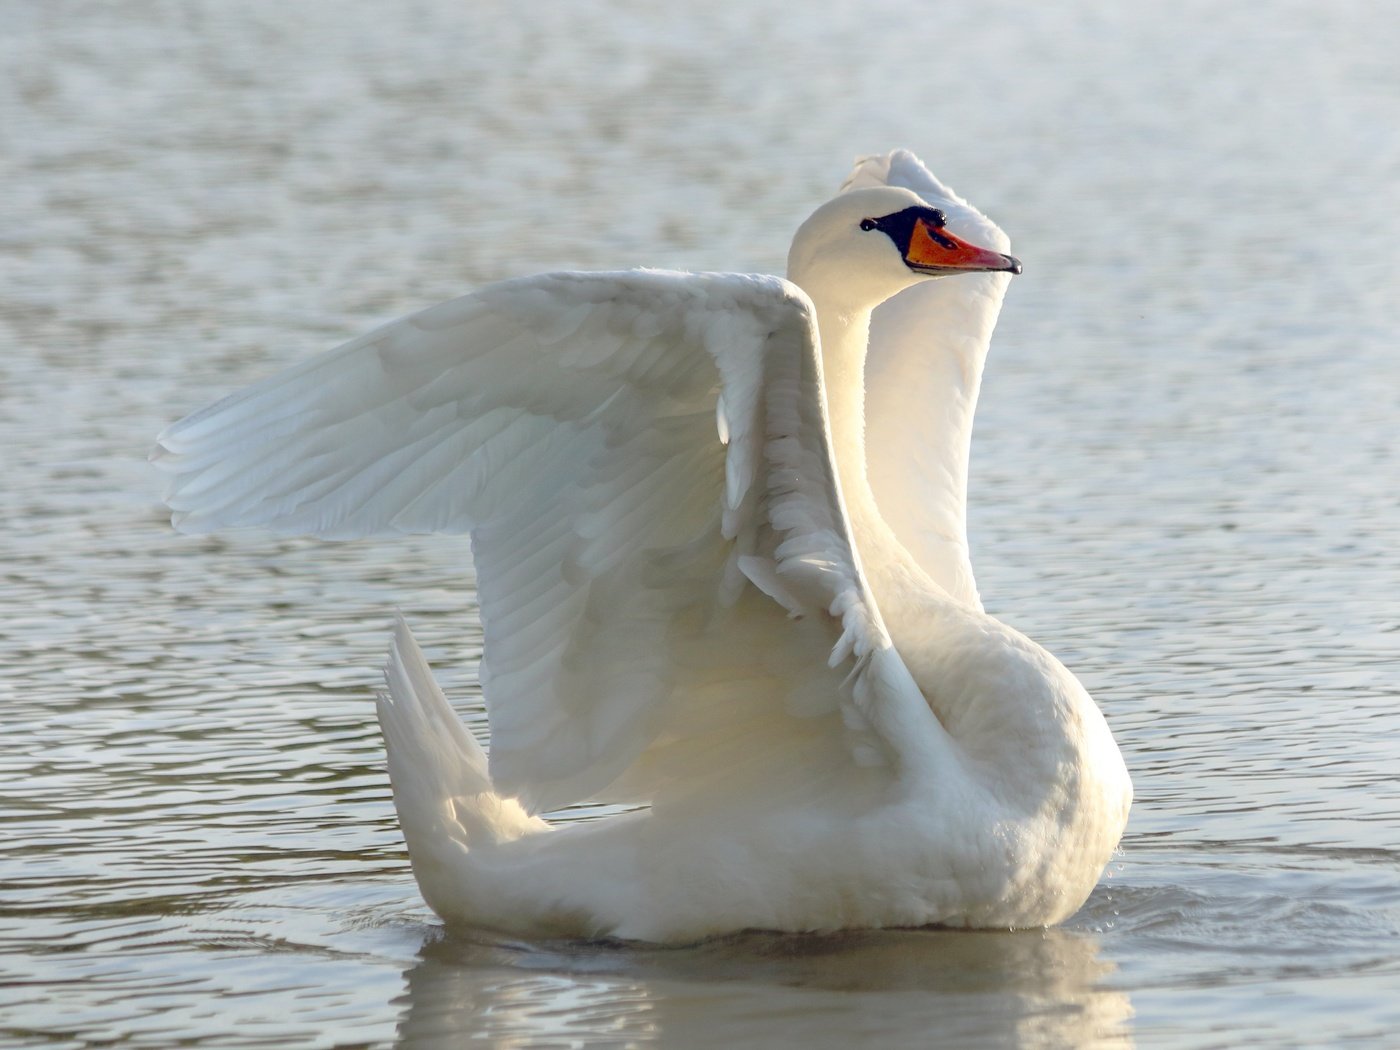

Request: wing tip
left=166, top=509, right=211, bottom=535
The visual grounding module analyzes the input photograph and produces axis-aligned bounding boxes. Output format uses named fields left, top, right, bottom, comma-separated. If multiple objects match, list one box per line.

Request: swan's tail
left=377, top=615, right=545, bottom=917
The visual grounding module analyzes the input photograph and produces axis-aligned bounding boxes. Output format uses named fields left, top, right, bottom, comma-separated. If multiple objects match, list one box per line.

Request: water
left=3, top=1, right=1399, bottom=1046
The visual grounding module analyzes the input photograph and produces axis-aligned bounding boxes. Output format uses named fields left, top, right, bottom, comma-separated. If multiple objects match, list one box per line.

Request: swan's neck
left=863, top=299, right=986, bottom=609
left=808, top=298, right=940, bottom=614
left=804, top=286, right=985, bottom=609
left=918, top=353, right=979, bottom=579
left=805, top=285, right=1117, bottom=820
left=811, top=301, right=884, bottom=536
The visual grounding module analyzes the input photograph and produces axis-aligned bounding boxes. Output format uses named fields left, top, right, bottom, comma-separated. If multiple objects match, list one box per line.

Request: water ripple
left=3, top=1, right=1400, bottom=1047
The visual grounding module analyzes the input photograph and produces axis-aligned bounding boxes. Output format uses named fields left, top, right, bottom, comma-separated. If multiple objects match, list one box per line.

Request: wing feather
left=155, top=268, right=948, bottom=811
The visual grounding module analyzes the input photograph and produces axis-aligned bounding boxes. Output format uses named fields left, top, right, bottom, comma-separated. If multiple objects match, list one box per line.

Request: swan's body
left=155, top=151, right=1131, bottom=942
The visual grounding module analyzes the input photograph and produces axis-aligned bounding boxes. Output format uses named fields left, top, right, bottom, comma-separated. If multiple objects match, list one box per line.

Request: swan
left=153, top=151, right=1131, bottom=943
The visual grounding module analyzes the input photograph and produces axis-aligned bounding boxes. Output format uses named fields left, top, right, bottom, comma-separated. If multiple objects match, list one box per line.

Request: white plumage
left=154, top=151, right=1131, bottom=942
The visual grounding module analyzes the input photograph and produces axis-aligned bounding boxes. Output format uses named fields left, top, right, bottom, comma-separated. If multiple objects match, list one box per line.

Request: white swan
left=154, top=151, right=1131, bottom=942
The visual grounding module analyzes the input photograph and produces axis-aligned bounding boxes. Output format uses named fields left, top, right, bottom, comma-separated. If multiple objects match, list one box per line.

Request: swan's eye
left=859, top=218, right=878, bottom=232
left=928, top=209, right=949, bottom=228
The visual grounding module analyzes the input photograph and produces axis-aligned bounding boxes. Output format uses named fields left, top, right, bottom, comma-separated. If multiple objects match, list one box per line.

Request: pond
left=3, top=1, right=1399, bottom=1046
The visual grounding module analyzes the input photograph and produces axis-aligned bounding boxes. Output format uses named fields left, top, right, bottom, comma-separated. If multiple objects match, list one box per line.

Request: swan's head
left=787, top=186, right=1020, bottom=309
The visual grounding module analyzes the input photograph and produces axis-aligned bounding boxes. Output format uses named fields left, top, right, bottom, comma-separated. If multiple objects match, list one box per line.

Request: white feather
left=155, top=154, right=1132, bottom=942
left=156, top=267, right=932, bottom=814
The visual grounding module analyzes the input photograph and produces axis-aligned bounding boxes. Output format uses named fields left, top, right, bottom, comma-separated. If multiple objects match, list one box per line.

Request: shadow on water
left=392, top=919, right=1134, bottom=1048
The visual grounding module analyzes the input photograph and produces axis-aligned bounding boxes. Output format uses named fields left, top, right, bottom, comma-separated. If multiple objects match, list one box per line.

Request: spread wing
left=844, top=150, right=1014, bottom=610
left=154, top=269, right=948, bottom=812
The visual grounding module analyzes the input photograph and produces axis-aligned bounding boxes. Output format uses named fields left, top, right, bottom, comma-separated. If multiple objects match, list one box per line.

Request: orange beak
left=905, top=217, right=1022, bottom=275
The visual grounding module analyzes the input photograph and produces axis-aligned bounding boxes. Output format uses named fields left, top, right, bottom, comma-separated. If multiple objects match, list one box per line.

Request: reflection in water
left=395, top=925, right=1133, bottom=1048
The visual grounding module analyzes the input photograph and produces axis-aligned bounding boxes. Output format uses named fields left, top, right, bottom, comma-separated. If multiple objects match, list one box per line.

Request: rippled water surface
left=4, top=1, right=1400, bottom=1046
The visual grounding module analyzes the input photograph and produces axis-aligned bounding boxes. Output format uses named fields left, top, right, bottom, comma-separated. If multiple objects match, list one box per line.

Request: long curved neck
left=791, top=258, right=997, bottom=612
left=808, top=300, right=888, bottom=549
left=791, top=258, right=986, bottom=615
left=810, top=289, right=1101, bottom=811
left=862, top=290, right=990, bottom=609
left=896, top=350, right=978, bottom=556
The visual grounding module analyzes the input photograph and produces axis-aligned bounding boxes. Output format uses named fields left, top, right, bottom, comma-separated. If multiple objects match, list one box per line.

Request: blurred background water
left=2, top=1, right=1399, bottom=1046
